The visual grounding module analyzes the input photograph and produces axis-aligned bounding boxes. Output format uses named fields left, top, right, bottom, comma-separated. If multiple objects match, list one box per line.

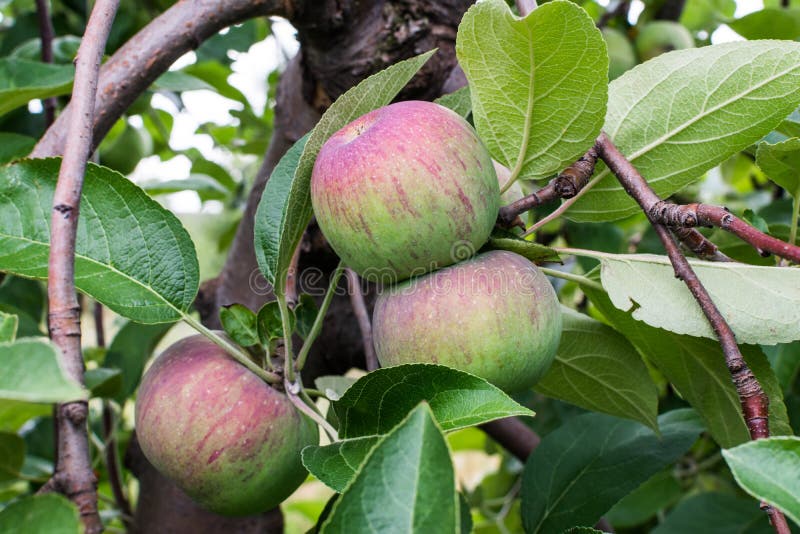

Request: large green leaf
left=756, top=137, right=800, bottom=197
left=536, top=308, right=658, bottom=430
left=0, top=59, right=73, bottom=118
left=723, top=436, right=800, bottom=526
left=0, top=159, right=199, bottom=323
left=0, top=338, right=86, bottom=403
left=320, top=404, right=458, bottom=533
left=0, top=494, right=80, bottom=534
left=456, top=0, right=607, bottom=181
left=434, top=86, right=471, bottom=119
left=762, top=341, right=800, bottom=394
left=521, top=409, right=703, bottom=534
left=256, top=50, right=434, bottom=292
left=104, top=321, right=173, bottom=403
left=0, top=133, right=35, bottom=165
left=729, top=8, right=800, bottom=40
left=583, top=283, right=791, bottom=447
left=0, top=311, right=17, bottom=343
left=598, top=253, right=800, bottom=345
left=652, top=492, right=773, bottom=534
left=570, top=41, right=800, bottom=221
left=0, top=401, right=50, bottom=432
left=302, top=436, right=380, bottom=492
left=332, top=364, right=533, bottom=439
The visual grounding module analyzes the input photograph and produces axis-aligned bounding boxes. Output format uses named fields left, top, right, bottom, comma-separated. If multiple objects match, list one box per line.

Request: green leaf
left=0, top=432, right=24, bottom=481
left=256, top=300, right=288, bottom=346
left=140, top=175, right=229, bottom=201
left=255, top=50, right=434, bottom=292
left=652, top=492, right=774, bottom=534
left=0, top=311, right=17, bottom=343
left=314, top=375, right=357, bottom=401
left=0, top=133, right=35, bottom=165
left=762, top=341, right=800, bottom=393
left=0, top=494, right=81, bottom=534
left=456, top=0, right=607, bottom=181
left=0, top=159, right=199, bottom=323
left=756, top=138, right=800, bottom=197
left=83, top=367, right=122, bottom=398
left=0, top=59, right=73, bottom=118
left=0, top=401, right=50, bottom=432
left=302, top=436, right=380, bottom=492
left=521, top=409, right=703, bottom=533
left=536, top=308, right=658, bottom=430
left=253, top=135, right=308, bottom=287
left=723, top=436, right=800, bottom=526
left=570, top=41, right=800, bottom=221
left=219, top=303, right=259, bottom=347
left=606, top=470, right=683, bottom=528
left=152, top=70, right=214, bottom=92
left=320, top=404, right=458, bottom=533
left=104, top=321, right=173, bottom=403
left=729, top=8, right=800, bottom=40
left=333, top=364, right=534, bottom=439
left=485, top=229, right=561, bottom=263
left=0, top=338, right=86, bottom=403
left=597, top=253, right=800, bottom=345
left=434, top=86, right=472, bottom=119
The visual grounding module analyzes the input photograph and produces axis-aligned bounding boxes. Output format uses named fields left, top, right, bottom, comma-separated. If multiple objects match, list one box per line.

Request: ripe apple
left=372, top=250, right=562, bottom=392
left=135, top=335, right=318, bottom=516
left=311, top=100, right=500, bottom=283
left=635, top=21, right=694, bottom=62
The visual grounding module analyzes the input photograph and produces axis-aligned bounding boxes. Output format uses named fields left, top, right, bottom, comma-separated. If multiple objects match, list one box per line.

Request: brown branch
left=594, top=131, right=790, bottom=534
left=672, top=227, right=732, bottom=262
left=46, top=1, right=119, bottom=532
left=649, top=202, right=800, bottom=264
left=345, top=268, right=378, bottom=372
left=480, top=417, right=541, bottom=461
left=34, top=0, right=57, bottom=126
left=497, top=146, right=599, bottom=227
left=597, top=0, right=630, bottom=28
left=32, top=0, right=292, bottom=158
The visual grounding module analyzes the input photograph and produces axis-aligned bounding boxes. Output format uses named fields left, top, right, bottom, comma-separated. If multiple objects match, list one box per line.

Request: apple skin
left=602, top=28, right=637, bottom=80
left=493, top=160, right=524, bottom=204
left=134, top=335, right=318, bottom=516
left=372, top=250, right=562, bottom=392
left=635, top=21, right=694, bottom=62
left=311, top=100, right=500, bottom=283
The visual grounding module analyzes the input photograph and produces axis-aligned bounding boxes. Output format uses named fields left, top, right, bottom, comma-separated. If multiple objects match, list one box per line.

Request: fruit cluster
left=311, top=100, right=562, bottom=393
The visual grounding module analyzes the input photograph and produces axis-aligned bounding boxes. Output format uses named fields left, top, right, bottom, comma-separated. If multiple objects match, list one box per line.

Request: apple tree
left=0, top=0, right=800, bottom=532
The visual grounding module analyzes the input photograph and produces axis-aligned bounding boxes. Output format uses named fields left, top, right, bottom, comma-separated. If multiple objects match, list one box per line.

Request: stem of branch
left=296, top=262, right=345, bottom=372
left=345, top=268, right=379, bottom=372
left=46, top=1, right=119, bottom=531
left=594, top=131, right=790, bottom=534
left=479, top=418, right=540, bottom=461
left=34, top=0, right=57, bottom=126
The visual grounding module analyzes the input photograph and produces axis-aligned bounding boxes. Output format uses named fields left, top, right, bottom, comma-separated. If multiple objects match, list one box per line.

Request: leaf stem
left=790, top=189, right=799, bottom=246
left=182, top=314, right=281, bottom=384
left=538, top=267, right=604, bottom=291
left=286, top=380, right=338, bottom=441
left=296, top=262, right=345, bottom=371
left=278, top=295, right=296, bottom=383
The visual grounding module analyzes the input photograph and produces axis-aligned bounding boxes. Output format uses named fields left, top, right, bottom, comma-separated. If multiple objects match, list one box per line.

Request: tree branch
left=345, top=268, right=378, bottom=372
left=594, top=132, right=790, bottom=534
left=34, top=0, right=57, bottom=126
left=32, top=0, right=292, bottom=158
left=480, top=418, right=540, bottom=461
left=46, top=1, right=119, bottom=531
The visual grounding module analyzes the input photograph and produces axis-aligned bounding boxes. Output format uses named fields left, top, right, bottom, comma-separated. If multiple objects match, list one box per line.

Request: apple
left=636, top=21, right=694, bottom=62
left=493, top=160, right=524, bottom=204
left=602, top=28, right=637, bottom=80
left=135, top=335, right=317, bottom=516
left=311, top=100, right=500, bottom=283
left=372, top=250, right=562, bottom=392
left=98, top=121, right=153, bottom=175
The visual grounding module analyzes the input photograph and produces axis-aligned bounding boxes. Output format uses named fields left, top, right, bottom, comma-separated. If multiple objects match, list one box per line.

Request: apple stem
left=182, top=314, right=282, bottom=384
left=295, top=262, right=346, bottom=372
left=286, top=380, right=339, bottom=441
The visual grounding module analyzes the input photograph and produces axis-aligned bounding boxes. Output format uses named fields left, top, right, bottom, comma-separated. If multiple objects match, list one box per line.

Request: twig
left=296, top=262, right=345, bottom=372
left=594, top=131, right=791, bottom=534
left=672, top=227, right=732, bottom=262
left=46, top=1, right=119, bottom=532
left=94, top=303, right=133, bottom=528
left=597, top=0, right=630, bottom=28
left=345, top=268, right=379, bottom=372
left=32, top=0, right=293, bottom=158
left=515, top=0, right=538, bottom=17
left=34, top=0, right=57, bottom=126
left=479, top=417, right=541, bottom=462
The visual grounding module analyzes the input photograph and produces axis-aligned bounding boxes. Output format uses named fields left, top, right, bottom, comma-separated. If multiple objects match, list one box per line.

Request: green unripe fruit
left=134, top=335, right=318, bottom=516
left=373, top=250, right=562, bottom=392
left=602, top=28, right=637, bottom=80
left=311, top=100, right=500, bottom=283
left=636, top=21, right=695, bottom=62
left=99, top=123, right=153, bottom=175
